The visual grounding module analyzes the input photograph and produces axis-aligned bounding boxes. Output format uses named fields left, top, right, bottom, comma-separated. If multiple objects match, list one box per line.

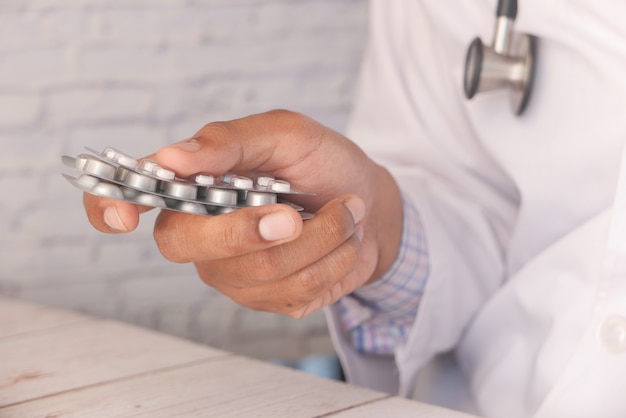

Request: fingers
left=155, top=110, right=317, bottom=175
left=153, top=204, right=304, bottom=263
left=222, top=230, right=367, bottom=317
left=154, top=110, right=339, bottom=179
left=189, top=196, right=372, bottom=318
left=81, top=151, right=159, bottom=234
left=194, top=196, right=365, bottom=286
left=83, top=193, right=152, bottom=233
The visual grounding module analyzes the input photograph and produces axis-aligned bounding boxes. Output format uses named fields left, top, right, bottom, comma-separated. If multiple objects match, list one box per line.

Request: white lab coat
left=325, top=1, right=626, bottom=417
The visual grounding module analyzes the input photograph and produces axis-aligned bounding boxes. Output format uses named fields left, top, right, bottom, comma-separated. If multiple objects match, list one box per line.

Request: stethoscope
left=463, top=0, right=538, bottom=116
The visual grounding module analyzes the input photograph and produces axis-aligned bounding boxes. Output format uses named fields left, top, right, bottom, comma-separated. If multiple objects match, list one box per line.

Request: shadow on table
left=271, top=354, right=345, bottom=381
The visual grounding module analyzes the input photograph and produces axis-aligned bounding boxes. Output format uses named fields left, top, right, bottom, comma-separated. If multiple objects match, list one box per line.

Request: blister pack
left=61, top=147, right=314, bottom=219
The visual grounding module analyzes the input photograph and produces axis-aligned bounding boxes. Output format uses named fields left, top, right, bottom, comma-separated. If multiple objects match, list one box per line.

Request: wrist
left=365, top=164, right=403, bottom=284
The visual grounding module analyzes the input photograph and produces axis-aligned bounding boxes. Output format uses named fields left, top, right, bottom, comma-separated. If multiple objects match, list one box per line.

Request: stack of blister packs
left=62, top=147, right=313, bottom=219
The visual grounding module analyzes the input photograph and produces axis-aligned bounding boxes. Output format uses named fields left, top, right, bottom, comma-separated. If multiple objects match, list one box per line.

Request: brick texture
left=0, top=0, right=369, bottom=361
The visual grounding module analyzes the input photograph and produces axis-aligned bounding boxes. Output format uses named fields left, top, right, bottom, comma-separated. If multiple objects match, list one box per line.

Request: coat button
left=598, top=315, right=626, bottom=353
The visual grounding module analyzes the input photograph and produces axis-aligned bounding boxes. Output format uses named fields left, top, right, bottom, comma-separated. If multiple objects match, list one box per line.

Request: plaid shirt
left=337, top=196, right=429, bottom=354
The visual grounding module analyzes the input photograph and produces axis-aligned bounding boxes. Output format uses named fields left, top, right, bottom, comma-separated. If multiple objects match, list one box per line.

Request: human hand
left=83, top=110, right=403, bottom=317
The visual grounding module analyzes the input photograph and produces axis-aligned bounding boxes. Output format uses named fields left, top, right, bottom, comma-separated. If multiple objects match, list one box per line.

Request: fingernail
left=259, top=211, right=296, bottom=241
left=104, top=207, right=127, bottom=232
left=344, top=196, right=365, bottom=224
left=171, top=138, right=201, bottom=153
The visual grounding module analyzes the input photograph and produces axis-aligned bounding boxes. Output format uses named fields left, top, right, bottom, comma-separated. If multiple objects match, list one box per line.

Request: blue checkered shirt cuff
left=336, top=195, right=429, bottom=354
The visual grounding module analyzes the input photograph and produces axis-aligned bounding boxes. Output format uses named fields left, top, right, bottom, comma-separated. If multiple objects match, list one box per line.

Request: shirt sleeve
left=336, top=194, right=429, bottom=354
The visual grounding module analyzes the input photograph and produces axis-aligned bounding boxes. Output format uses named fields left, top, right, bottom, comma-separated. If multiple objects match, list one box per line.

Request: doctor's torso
left=347, top=1, right=626, bottom=416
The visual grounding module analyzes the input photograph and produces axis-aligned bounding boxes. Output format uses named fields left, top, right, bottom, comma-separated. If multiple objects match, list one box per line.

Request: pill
left=256, top=176, right=274, bottom=187
left=176, top=201, right=208, bottom=215
left=138, top=160, right=176, bottom=180
left=191, top=173, right=215, bottom=186
left=102, top=147, right=137, bottom=168
left=215, top=206, right=238, bottom=215
left=220, top=173, right=236, bottom=184
left=114, top=166, right=129, bottom=182
left=75, top=155, right=116, bottom=180
left=153, top=166, right=176, bottom=180
left=270, top=179, right=291, bottom=193
left=246, top=191, right=277, bottom=206
left=138, top=159, right=158, bottom=173
left=231, top=175, right=253, bottom=189
left=134, top=192, right=166, bottom=208
left=204, top=188, right=238, bottom=205
left=92, top=182, right=124, bottom=200
left=121, top=187, right=139, bottom=199
left=76, top=174, right=100, bottom=190
left=161, top=181, right=198, bottom=200
left=115, top=167, right=158, bottom=192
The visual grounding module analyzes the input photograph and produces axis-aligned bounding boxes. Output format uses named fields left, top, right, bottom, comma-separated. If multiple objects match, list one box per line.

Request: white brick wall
left=0, top=0, right=369, bottom=361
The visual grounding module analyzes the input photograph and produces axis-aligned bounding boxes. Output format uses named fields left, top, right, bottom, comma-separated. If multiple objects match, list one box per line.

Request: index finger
left=80, top=151, right=158, bottom=233
left=155, top=110, right=327, bottom=178
left=83, top=193, right=153, bottom=233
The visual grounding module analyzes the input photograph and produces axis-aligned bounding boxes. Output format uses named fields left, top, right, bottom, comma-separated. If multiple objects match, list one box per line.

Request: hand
left=83, top=110, right=403, bottom=317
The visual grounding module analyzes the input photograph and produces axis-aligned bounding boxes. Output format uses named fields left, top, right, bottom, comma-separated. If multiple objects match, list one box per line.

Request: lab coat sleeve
left=325, top=0, right=519, bottom=395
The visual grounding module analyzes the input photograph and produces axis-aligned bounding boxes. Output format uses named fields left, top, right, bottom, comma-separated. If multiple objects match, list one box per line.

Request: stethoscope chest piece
left=463, top=0, right=537, bottom=116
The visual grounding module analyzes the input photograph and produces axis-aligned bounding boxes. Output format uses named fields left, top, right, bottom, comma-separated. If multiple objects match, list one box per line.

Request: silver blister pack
left=61, top=147, right=314, bottom=219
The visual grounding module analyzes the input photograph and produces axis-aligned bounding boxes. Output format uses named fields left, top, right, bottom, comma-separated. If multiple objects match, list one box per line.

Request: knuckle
left=228, top=291, right=256, bottom=309
left=294, top=240, right=361, bottom=299
left=247, top=250, right=283, bottom=282
left=286, top=309, right=306, bottom=319
left=194, top=263, right=222, bottom=288
left=153, top=215, right=186, bottom=263
left=267, top=109, right=315, bottom=133
left=296, top=267, right=326, bottom=297
left=266, top=108, right=298, bottom=120
left=327, top=239, right=362, bottom=278
left=198, top=120, right=232, bottom=138
left=154, top=236, right=185, bottom=263
left=218, top=222, right=246, bottom=255
left=319, top=212, right=351, bottom=245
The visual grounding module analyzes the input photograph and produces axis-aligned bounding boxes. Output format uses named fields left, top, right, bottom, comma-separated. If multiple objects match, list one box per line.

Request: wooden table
left=0, top=297, right=477, bottom=417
